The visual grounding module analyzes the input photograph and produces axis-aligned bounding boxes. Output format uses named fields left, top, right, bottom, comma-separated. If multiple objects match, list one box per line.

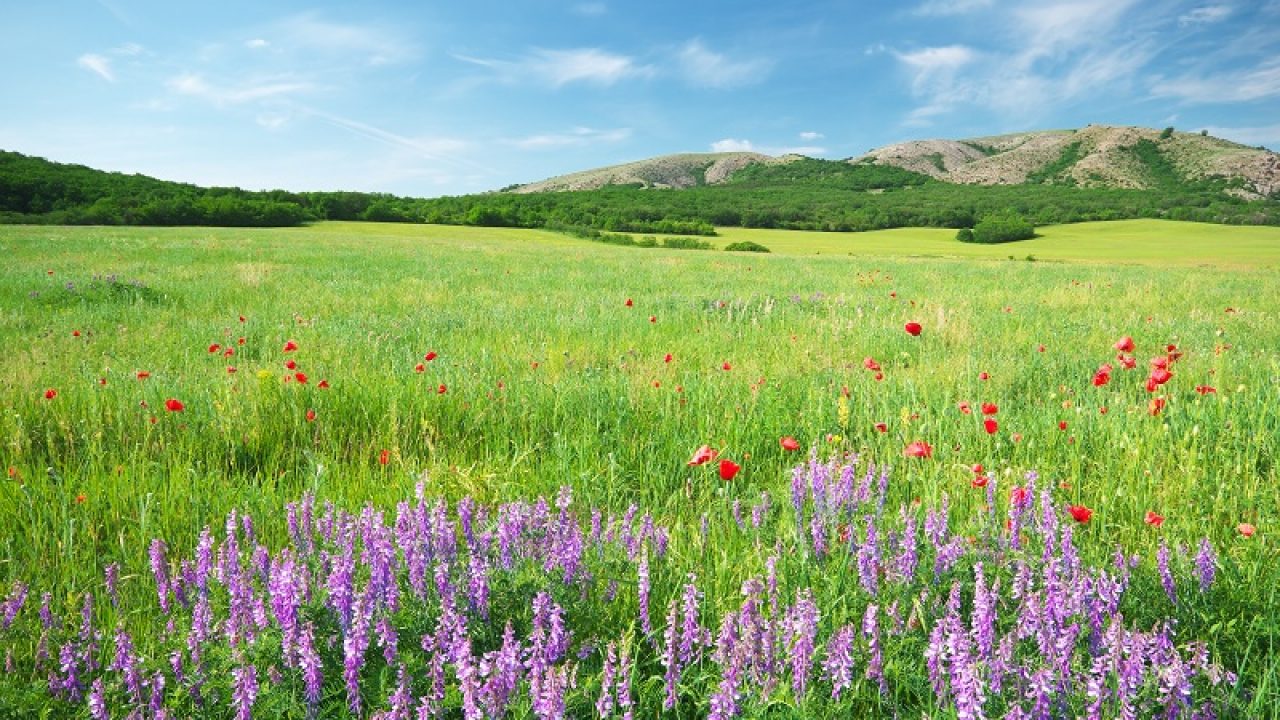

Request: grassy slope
left=2, top=220, right=1279, bottom=713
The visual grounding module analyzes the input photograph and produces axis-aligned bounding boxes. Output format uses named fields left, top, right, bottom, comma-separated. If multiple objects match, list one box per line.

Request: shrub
left=966, top=213, right=1035, bottom=244
left=955, top=228, right=975, bottom=243
left=661, top=236, right=712, bottom=250
left=724, top=241, right=771, bottom=253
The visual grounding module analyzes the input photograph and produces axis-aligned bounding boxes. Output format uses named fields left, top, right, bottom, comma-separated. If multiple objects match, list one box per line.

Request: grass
left=1, top=220, right=1278, bottom=717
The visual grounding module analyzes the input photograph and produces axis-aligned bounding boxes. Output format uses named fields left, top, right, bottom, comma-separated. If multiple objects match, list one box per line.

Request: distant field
left=714, top=219, right=1280, bottom=266
left=2, top=220, right=1278, bottom=717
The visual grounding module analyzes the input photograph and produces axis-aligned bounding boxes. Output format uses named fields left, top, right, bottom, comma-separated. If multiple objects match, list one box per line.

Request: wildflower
left=904, top=321, right=922, bottom=336
left=1145, top=510, right=1165, bottom=527
left=437, top=384, right=447, bottom=394
left=719, top=459, right=741, bottom=481
left=424, top=350, right=438, bottom=361
left=780, top=436, right=800, bottom=452
left=664, top=353, right=673, bottom=363
left=1195, top=385, right=1216, bottom=395
left=164, top=398, right=184, bottom=412
left=283, top=339, right=298, bottom=353
left=318, top=379, right=330, bottom=389
left=981, top=402, right=998, bottom=415
left=874, top=422, right=888, bottom=433
left=1238, top=523, right=1256, bottom=538
left=624, top=298, right=633, bottom=307
left=285, top=360, right=297, bottom=370
left=1058, top=420, right=1068, bottom=431
left=207, top=343, right=220, bottom=354
left=863, top=357, right=881, bottom=372
left=1068, top=505, right=1093, bottom=524
left=687, top=445, right=718, bottom=466
left=958, top=401, right=972, bottom=414
left=1196, top=538, right=1216, bottom=592
left=649, top=315, right=656, bottom=323
left=379, top=449, right=390, bottom=466
left=414, top=363, right=426, bottom=373
left=44, top=389, right=57, bottom=400
left=306, top=409, right=316, bottom=422
left=722, top=361, right=732, bottom=371
left=983, top=418, right=998, bottom=435
left=1148, top=397, right=1165, bottom=416
left=904, top=440, right=933, bottom=458
left=1114, top=335, right=1135, bottom=352
left=979, top=371, right=990, bottom=381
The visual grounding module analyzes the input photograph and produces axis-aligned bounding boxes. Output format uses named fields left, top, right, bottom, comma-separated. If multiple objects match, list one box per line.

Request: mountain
left=513, top=125, right=1279, bottom=200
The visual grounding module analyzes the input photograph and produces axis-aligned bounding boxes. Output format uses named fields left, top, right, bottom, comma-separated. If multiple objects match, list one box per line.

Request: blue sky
left=3, top=0, right=1278, bottom=197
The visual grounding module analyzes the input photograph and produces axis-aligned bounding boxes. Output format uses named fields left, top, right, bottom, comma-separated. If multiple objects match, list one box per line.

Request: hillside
left=853, top=125, right=1280, bottom=198
left=510, top=152, right=794, bottom=192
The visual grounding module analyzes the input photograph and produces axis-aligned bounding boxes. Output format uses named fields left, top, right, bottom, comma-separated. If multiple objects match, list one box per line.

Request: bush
left=955, top=228, right=974, bottom=243
left=964, top=213, right=1035, bottom=244
left=661, top=236, right=712, bottom=250
left=723, top=241, right=771, bottom=253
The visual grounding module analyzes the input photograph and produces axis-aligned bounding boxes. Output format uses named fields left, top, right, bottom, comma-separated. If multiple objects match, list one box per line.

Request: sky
left=3, top=0, right=1279, bottom=197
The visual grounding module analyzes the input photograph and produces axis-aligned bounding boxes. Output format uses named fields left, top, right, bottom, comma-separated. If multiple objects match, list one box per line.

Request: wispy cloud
left=913, top=0, right=994, bottom=16
left=456, top=48, right=649, bottom=87
left=711, top=138, right=754, bottom=152
left=307, top=109, right=490, bottom=173
left=507, top=126, right=631, bottom=149
left=168, top=73, right=316, bottom=105
left=1151, top=58, right=1280, bottom=103
left=1201, top=122, right=1280, bottom=147
left=245, top=38, right=270, bottom=49
left=679, top=40, right=772, bottom=88
left=709, top=138, right=825, bottom=156
left=1179, top=4, right=1233, bottom=25
left=799, top=131, right=824, bottom=140
left=271, top=13, right=419, bottom=66
left=77, top=53, right=114, bottom=82
left=572, top=2, right=607, bottom=16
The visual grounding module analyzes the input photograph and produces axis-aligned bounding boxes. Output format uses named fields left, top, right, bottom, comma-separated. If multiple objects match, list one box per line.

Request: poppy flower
left=903, top=440, right=933, bottom=458
left=624, top=298, right=633, bottom=307
left=1195, top=385, right=1216, bottom=395
left=318, top=379, right=330, bottom=389
left=283, top=340, right=298, bottom=353
left=1010, top=486, right=1028, bottom=505
left=1148, top=368, right=1173, bottom=387
left=649, top=316, right=656, bottom=323
left=664, top=353, right=673, bottom=363
left=1117, top=354, right=1137, bottom=369
left=239, top=315, right=246, bottom=323
left=1068, top=505, right=1093, bottom=524
left=687, top=445, right=718, bottom=466
left=136, top=370, right=151, bottom=380
left=983, top=418, right=999, bottom=435
left=305, top=408, right=316, bottom=422
left=75, top=493, right=86, bottom=504
left=223, top=348, right=234, bottom=357
left=73, top=330, right=81, bottom=337
left=971, top=474, right=989, bottom=489
left=164, top=398, right=184, bottom=412
left=285, top=360, right=297, bottom=370
left=1150, top=355, right=1170, bottom=371
left=44, top=388, right=57, bottom=400
left=1144, top=510, right=1165, bottom=527
left=437, top=384, right=447, bottom=394
left=1058, top=420, right=1068, bottom=431
left=874, top=372, right=884, bottom=381
left=1114, top=336, right=1135, bottom=353
left=971, top=463, right=984, bottom=475
left=1037, top=344, right=1046, bottom=352
left=1092, top=370, right=1111, bottom=387
left=424, top=351, right=437, bottom=361
left=863, top=357, right=881, bottom=372
left=981, top=402, right=998, bottom=416
left=904, top=322, right=922, bottom=336
left=6, top=467, right=16, bottom=479
left=874, top=422, right=888, bottom=433
left=979, top=372, right=990, bottom=381
left=378, top=449, right=390, bottom=465
left=1238, top=523, right=1256, bottom=538
left=722, top=362, right=732, bottom=371
left=718, top=458, right=741, bottom=481
left=780, top=436, right=800, bottom=452
left=415, top=363, right=426, bottom=373
left=237, top=337, right=246, bottom=345
left=1148, top=397, right=1165, bottom=416
left=294, top=372, right=308, bottom=384
left=98, top=378, right=107, bottom=386
left=958, top=401, right=972, bottom=415
left=208, top=343, right=221, bottom=354
left=227, top=366, right=237, bottom=374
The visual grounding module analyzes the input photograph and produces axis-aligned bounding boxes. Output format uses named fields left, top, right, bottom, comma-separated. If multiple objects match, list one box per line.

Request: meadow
left=1, top=220, right=1278, bottom=717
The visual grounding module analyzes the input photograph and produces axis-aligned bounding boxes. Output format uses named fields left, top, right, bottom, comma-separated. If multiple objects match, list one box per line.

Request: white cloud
left=799, top=131, right=824, bottom=140
left=77, top=53, right=114, bottom=82
left=711, top=138, right=754, bottom=152
left=456, top=48, right=649, bottom=87
left=508, top=126, right=632, bottom=149
left=679, top=40, right=772, bottom=88
left=115, top=42, right=144, bottom=56
left=894, top=45, right=977, bottom=96
left=1151, top=58, right=1280, bottom=103
left=913, top=0, right=994, bottom=15
left=1012, top=0, right=1140, bottom=63
left=168, top=73, right=316, bottom=105
left=246, top=38, right=270, bottom=49
left=275, top=13, right=418, bottom=66
left=1179, top=4, right=1233, bottom=25
left=573, top=2, right=607, bottom=16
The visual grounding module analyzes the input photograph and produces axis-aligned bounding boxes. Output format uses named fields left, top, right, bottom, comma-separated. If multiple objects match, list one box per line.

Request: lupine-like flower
left=823, top=625, right=856, bottom=700
left=1196, top=538, right=1217, bottom=593
left=863, top=604, right=887, bottom=694
left=2, top=580, right=28, bottom=629
left=1158, top=539, right=1177, bottom=605
left=87, top=677, right=107, bottom=720
left=637, top=552, right=652, bottom=638
left=232, top=663, right=258, bottom=720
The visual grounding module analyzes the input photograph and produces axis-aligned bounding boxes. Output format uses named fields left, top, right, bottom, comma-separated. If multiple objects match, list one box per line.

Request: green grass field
left=1, top=220, right=1278, bottom=717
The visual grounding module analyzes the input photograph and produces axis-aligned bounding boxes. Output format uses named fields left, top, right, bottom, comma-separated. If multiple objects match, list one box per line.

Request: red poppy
left=1092, top=370, right=1111, bottom=387
left=237, top=337, right=246, bottom=345
left=904, top=322, right=922, bottom=336
left=1238, top=523, right=1256, bottom=538
left=1117, top=354, right=1137, bottom=369
left=624, top=298, right=633, bottom=307
left=1195, top=385, right=1216, bottom=395
left=134, top=370, right=150, bottom=380
left=1144, top=510, right=1165, bottom=527
left=73, top=330, right=81, bottom=337
left=983, top=418, right=998, bottom=435
left=285, top=360, right=297, bottom=370
left=971, top=474, right=989, bottom=489
left=979, top=372, right=990, bottom=381
left=958, top=401, right=972, bottom=415
left=1150, top=356, right=1169, bottom=371
left=239, top=315, right=246, bottom=323
left=305, top=408, right=316, bottom=422
left=903, top=440, right=933, bottom=458
left=687, top=445, right=718, bottom=466
left=652, top=380, right=661, bottom=388
left=424, top=351, right=438, bottom=361
left=164, top=398, right=184, bottom=412
left=874, top=372, right=884, bottom=381
left=1068, top=505, right=1093, bottom=524
left=1148, top=368, right=1173, bottom=387
left=664, top=353, right=673, bottom=363
left=223, top=348, right=234, bottom=357
left=863, top=357, right=881, bottom=372
left=294, top=372, right=308, bottom=384
left=981, top=402, right=998, bottom=416
left=6, top=467, right=16, bottom=478
left=98, top=378, right=107, bottom=386
left=318, top=379, right=330, bottom=389
left=1010, top=486, right=1028, bottom=505
left=283, top=340, right=298, bottom=353
left=649, top=316, right=657, bottom=323
left=874, top=422, right=888, bottom=433
left=1148, top=397, right=1165, bottom=416
left=971, top=463, right=984, bottom=474
left=75, top=493, right=86, bottom=504
left=378, top=449, right=390, bottom=465
left=722, top=362, right=732, bottom=371
left=1114, top=336, right=1135, bottom=353
left=44, top=388, right=57, bottom=400
left=1058, top=420, right=1068, bottom=431
left=1037, top=344, right=1046, bottom=352
left=718, top=458, right=741, bottom=481
left=227, top=366, right=237, bottom=374
left=437, top=384, right=447, bottom=394
left=415, top=363, right=426, bottom=373
left=208, top=343, right=221, bottom=354
left=780, top=436, right=800, bottom=452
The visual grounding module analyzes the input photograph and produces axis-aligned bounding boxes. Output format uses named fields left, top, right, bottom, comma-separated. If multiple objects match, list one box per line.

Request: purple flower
left=480, top=622, right=522, bottom=718
left=823, top=625, right=856, bottom=700
left=662, top=597, right=682, bottom=709
left=1196, top=538, right=1217, bottom=593
left=1158, top=539, right=1177, bottom=605
left=103, top=564, right=119, bottom=608
left=232, top=663, right=258, bottom=720
left=863, top=604, right=887, bottom=695
left=785, top=590, right=820, bottom=697
left=2, top=580, right=28, bottom=629
left=111, top=624, right=143, bottom=704
left=637, top=552, right=652, bottom=638
left=298, top=621, right=323, bottom=714
left=88, top=677, right=107, bottom=720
